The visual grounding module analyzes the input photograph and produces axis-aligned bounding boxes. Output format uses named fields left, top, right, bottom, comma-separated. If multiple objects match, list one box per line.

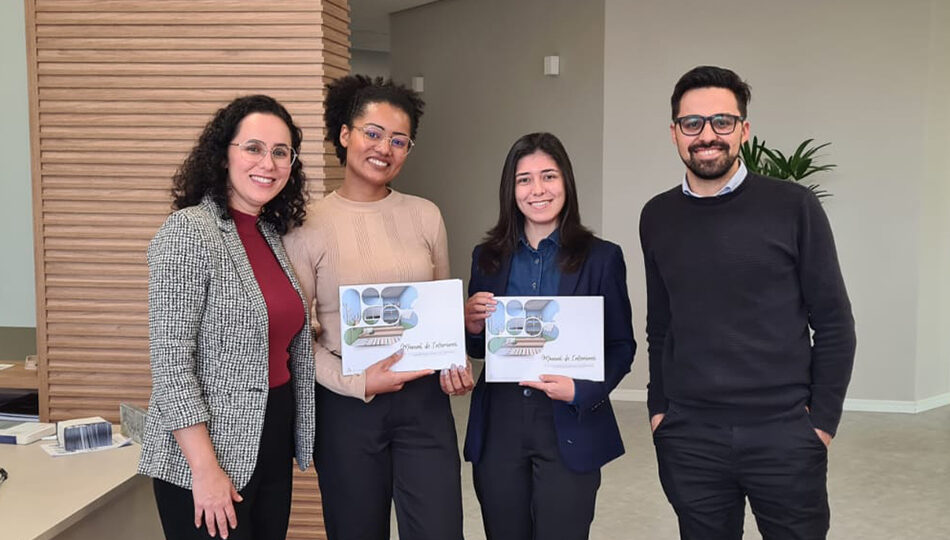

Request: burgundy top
left=231, top=209, right=305, bottom=388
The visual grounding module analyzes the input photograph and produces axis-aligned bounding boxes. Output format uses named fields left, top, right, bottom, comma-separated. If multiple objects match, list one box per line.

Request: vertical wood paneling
left=25, top=1, right=348, bottom=538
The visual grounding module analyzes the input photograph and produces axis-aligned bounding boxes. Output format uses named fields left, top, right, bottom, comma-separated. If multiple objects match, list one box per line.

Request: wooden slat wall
left=25, top=1, right=349, bottom=538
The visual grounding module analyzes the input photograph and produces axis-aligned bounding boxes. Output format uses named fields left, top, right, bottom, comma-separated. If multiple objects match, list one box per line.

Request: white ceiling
left=350, top=0, right=439, bottom=52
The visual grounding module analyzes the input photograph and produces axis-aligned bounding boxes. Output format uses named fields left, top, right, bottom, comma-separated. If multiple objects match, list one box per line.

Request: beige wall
left=351, top=49, right=391, bottom=79
left=389, top=0, right=605, bottom=283
left=604, top=0, right=950, bottom=403
left=915, top=0, right=950, bottom=402
left=4, top=0, right=947, bottom=405
left=389, top=0, right=949, bottom=406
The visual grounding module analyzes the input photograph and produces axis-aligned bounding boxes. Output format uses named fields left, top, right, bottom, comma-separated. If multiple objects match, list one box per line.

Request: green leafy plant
left=740, top=136, right=836, bottom=199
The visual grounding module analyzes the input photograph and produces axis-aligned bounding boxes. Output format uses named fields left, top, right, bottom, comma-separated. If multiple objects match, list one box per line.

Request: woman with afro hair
left=284, top=76, right=472, bottom=540
left=139, top=95, right=316, bottom=540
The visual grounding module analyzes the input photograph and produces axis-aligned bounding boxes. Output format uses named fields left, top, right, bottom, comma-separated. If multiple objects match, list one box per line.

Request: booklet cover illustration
left=487, top=298, right=560, bottom=356
left=342, top=285, right=419, bottom=348
left=339, top=279, right=465, bottom=375
left=485, top=296, right=604, bottom=382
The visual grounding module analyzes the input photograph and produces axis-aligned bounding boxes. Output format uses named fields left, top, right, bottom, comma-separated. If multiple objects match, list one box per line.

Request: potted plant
left=740, top=136, right=836, bottom=199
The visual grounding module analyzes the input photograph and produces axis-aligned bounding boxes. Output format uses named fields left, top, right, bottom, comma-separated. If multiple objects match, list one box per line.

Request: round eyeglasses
left=352, top=125, right=415, bottom=154
left=230, top=140, right=298, bottom=168
left=674, top=114, right=745, bottom=136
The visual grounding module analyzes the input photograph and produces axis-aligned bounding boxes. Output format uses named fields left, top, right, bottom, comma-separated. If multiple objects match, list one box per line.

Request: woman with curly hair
left=138, top=95, right=315, bottom=540
left=284, top=75, right=471, bottom=540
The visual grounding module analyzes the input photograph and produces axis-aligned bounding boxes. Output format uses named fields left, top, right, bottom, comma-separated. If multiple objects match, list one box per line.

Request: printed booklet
left=339, top=279, right=465, bottom=375
left=485, top=296, right=604, bottom=382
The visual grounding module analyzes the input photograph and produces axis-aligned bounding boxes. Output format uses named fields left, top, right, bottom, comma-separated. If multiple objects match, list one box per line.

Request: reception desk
left=0, top=440, right=163, bottom=540
left=0, top=360, right=39, bottom=390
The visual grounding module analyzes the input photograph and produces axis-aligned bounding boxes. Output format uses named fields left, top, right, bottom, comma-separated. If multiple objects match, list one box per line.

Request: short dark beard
left=684, top=142, right=738, bottom=180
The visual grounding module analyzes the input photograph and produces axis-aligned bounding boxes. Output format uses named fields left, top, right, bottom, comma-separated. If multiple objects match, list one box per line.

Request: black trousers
left=314, top=374, right=463, bottom=540
left=153, top=382, right=296, bottom=540
left=472, top=384, right=601, bottom=540
left=653, top=403, right=830, bottom=540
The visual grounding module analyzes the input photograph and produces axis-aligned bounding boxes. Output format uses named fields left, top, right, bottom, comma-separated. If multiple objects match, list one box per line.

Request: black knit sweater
left=639, top=173, right=856, bottom=435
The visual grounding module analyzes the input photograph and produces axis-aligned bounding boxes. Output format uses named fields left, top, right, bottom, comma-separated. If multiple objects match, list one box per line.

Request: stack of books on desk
left=57, top=417, right=114, bottom=451
left=43, top=417, right=131, bottom=457
left=0, top=420, right=55, bottom=445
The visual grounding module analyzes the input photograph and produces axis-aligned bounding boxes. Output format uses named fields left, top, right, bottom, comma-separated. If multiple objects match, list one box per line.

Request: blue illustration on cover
left=486, top=298, right=560, bottom=356
left=342, top=285, right=420, bottom=347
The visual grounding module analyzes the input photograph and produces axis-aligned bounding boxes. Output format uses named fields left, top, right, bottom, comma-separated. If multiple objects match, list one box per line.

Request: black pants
left=653, top=403, right=830, bottom=540
left=314, top=374, right=463, bottom=540
left=153, top=383, right=295, bottom=540
left=473, top=384, right=601, bottom=540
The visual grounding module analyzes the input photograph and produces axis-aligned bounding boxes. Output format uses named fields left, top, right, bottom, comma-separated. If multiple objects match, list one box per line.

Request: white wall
left=389, top=0, right=605, bottom=283
left=604, top=0, right=950, bottom=404
left=0, top=0, right=36, bottom=328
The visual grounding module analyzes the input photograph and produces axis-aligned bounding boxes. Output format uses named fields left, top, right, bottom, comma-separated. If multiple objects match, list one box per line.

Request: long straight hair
left=478, top=132, right=594, bottom=275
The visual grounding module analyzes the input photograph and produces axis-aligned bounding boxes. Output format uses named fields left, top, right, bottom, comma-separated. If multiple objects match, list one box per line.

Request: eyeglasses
left=230, top=140, right=297, bottom=168
left=674, top=114, right=746, bottom=136
left=352, top=125, right=415, bottom=154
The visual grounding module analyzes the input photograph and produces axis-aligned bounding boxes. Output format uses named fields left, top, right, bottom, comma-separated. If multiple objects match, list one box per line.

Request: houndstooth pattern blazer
left=138, top=195, right=315, bottom=490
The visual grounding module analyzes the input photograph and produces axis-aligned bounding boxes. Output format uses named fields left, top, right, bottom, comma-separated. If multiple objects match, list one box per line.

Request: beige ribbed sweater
left=283, top=189, right=450, bottom=400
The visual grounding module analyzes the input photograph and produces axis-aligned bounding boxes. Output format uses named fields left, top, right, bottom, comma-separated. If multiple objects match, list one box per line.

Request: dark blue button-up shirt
left=507, top=229, right=561, bottom=296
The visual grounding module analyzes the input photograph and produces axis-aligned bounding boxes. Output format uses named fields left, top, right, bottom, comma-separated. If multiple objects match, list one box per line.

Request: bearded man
left=639, top=65, right=856, bottom=540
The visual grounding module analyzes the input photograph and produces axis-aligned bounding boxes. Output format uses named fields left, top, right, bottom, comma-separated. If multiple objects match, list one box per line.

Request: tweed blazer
left=138, top=196, right=315, bottom=491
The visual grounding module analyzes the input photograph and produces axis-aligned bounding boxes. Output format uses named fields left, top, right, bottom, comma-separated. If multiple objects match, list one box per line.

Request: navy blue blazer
left=463, top=237, right=636, bottom=473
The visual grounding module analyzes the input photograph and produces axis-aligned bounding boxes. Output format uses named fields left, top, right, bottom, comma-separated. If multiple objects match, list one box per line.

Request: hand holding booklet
left=484, top=296, right=604, bottom=383
left=339, top=279, right=466, bottom=375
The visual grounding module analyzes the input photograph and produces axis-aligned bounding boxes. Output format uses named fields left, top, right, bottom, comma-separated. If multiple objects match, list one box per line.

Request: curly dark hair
left=478, top=132, right=594, bottom=275
left=171, top=94, right=307, bottom=234
left=324, top=75, right=425, bottom=164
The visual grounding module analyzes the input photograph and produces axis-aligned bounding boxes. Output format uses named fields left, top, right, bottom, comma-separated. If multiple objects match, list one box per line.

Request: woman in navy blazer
left=459, top=132, right=636, bottom=539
